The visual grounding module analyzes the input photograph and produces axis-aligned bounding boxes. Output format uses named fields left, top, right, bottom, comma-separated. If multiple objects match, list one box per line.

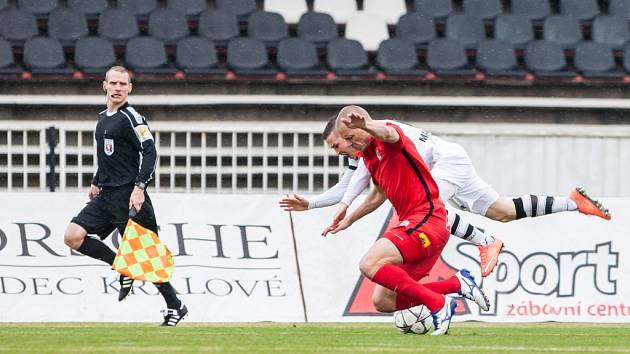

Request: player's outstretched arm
left=340, top=158, right=370, bottom=207
left=342, top=112, right=399, bottom=144
left=278, top=194, right=309, bottom=211
left=322, top=187, right=387, bottom=236
left=278, top=160, right=359, bottom=211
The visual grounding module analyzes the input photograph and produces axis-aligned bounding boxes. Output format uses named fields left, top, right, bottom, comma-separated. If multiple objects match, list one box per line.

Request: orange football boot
left=478, top=238, right=504, bottom=277
left=569, top=187, right=611, bottom=220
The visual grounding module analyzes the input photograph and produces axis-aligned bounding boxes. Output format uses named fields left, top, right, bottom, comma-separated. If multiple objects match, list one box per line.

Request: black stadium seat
left=426, top=39, right=475, bottom=76
left=68, top=0, right=108, bottom=20
left=525, top=40, right=574, bottom=78
left=277, top=38, right=326, bottom=76
left=0, top=38, right=21, bottom=74
left=592, top=15, right=630, bottom=50
left=574, top=41, right=622, bottom=79
left=395, top=12, right=436, bottom=48
left=543, top=15, right=582, bottom=50
left=463, top=0, right=503, bottom=20
left=198, top=9, right=240, bottom=46
left=511, top=0, right=551, bottom=21
left=74, top=36, right=115, bottom=73
left=148, top=8, right=189, bottom=44
left=0, top=8, right=38, bottom=44
left=216, top=0, right=257, bottom=20
left=326, top=38, right=374, bottom=76
left=166, top=0, right=207, bottom=19
left=610, top=0, right=630, bottom=20
left=176, top=37, right=225, bottom=74
left=476, top=39, right=525, bottom=77
left=446, top=14, right=486, bottom=49
left=494, top=14, right=534, bottom=50
left=118, top=0, right=157, bottom=20
left=226, top=37, right=276, bottom=75
left=248, top=11, right=288, bottom=48
left=23, top=36, right=72, bottom=74
left=47, top=8, right=89, bottom=46
left=125, top=36, right=175, bottom=74
left=559, top=0, right=599, bottom=22
left=414, top=0, right=452, bottom=20
left=376, top=38, right=426, bottom=76
left=17, top=0, right=58, bottom=17
left=98, top=8, right=139, bottom=45
left=297, top=12, right=338, bottom=48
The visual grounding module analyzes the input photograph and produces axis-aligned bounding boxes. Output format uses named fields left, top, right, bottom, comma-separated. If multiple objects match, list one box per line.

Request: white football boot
left=431, top=295, right=457, bottom=336
left=456, top=268, right=490, bottom=311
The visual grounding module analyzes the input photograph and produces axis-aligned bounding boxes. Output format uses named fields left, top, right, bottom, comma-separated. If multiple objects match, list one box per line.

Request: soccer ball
left=393, top=305, right=432, bottom=334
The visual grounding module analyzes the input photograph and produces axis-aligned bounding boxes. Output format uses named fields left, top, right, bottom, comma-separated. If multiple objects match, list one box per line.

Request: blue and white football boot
left=456, top=269, right=490, bottom=311
left=431, top=295, right=457, bottom=336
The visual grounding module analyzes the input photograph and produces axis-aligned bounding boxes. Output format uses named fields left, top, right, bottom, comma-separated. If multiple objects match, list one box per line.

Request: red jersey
left=359, top=122, right=446, bottom=229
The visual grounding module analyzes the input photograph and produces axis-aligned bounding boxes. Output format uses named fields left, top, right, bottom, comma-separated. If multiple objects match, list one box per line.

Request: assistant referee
left=63, top=66, right=188, bottom=326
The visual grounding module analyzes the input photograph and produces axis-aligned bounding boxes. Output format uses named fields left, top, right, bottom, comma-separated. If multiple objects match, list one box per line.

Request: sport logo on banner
left=342, top=210, right=621, bottom=318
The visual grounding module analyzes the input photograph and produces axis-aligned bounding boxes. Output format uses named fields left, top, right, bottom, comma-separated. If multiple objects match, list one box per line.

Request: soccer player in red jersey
left=325, top=105, right=489, bottom=335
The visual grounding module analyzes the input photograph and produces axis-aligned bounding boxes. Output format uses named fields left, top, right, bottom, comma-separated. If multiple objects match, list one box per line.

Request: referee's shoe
left=161, top=303, right=189, bottom=327
left=118, top=274, right=134, bottom=301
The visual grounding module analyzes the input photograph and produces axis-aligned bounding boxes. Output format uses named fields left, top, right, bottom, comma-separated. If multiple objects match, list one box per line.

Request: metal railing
left=0, top=121, right=346, bottom=193
left=3, top=120, right=630, bottom=197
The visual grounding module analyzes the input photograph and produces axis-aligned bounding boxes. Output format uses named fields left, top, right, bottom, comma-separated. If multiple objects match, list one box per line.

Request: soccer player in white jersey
left=280, top=116, right=611, bottom=278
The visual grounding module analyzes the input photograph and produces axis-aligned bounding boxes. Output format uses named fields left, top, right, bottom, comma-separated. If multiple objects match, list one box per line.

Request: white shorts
left=433, top=163, right=499, bottom=216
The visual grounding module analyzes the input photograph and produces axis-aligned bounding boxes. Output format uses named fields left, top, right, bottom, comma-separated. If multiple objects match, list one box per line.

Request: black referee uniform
left=72, top=102, right=158, bottom=238
left=71, top=100, right=186, bottom=324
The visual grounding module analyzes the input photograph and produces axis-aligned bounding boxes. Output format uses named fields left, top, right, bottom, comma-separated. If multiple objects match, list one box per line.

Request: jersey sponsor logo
left=127, top=106, right=144, bottom=124
left=418, top=232, right=431, bottom=248
left=135, top=125, right=154, bottom=142
left=104, top=138, right=114, bottom=156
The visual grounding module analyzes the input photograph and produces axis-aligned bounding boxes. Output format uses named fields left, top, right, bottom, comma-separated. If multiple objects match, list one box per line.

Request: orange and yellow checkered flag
left=113, top=213, right=174, bottom=283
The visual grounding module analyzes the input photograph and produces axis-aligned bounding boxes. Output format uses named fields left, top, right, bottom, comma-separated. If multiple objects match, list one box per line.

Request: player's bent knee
left=359, top=256, right=378, bottom=279
left=359, top=255, right=390, bottom=279
left=64, top=224, right=87, bottom=249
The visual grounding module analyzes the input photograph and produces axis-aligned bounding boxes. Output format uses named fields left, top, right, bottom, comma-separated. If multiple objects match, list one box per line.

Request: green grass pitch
left=1, top=323, right=629, bottom=353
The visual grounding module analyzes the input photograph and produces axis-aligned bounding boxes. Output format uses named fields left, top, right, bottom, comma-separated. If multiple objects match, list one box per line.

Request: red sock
left=424, top=275, right=461, bottom=295
left=373, top=264, right=445, bottom=313
left=394, top=275, right=460, bottom=310
left=395, top=294, right=414, bottom=311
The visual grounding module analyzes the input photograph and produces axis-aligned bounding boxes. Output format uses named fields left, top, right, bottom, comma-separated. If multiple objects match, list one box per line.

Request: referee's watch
left=135, top=181, right=146, bottom=190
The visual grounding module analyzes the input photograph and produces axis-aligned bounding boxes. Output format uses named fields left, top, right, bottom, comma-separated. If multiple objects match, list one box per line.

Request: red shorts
left=383, top=216, right=449, bottom=281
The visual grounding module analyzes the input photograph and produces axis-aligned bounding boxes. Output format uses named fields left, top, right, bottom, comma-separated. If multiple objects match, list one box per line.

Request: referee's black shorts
left=71, top=183, right=159, bottom=239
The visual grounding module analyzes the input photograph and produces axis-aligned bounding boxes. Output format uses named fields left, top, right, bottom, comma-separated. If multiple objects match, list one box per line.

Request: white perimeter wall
left=0, top=193, right=628, bottom=323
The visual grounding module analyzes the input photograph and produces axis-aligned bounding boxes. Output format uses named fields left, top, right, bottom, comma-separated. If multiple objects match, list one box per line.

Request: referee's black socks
left=77, top=237, right=116, bottom=265
left=155, top=282, right=181, bottom=309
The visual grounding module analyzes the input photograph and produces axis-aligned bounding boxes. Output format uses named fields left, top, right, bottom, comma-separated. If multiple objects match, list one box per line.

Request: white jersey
left=386, top=120, right=470, bottom=170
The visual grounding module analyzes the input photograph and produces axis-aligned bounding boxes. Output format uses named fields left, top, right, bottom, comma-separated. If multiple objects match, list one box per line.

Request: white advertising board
left=0, top=193, right=303, bottom=322
left=0, top=193, right=627, bottom=323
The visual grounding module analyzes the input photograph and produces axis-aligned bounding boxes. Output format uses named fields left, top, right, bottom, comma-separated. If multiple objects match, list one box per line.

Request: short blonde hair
left=105, top=66, right=131, bottom=83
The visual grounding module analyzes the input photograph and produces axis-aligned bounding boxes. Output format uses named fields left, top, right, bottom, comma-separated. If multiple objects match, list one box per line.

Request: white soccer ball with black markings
left=393, top=305, right=432, bottom=334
